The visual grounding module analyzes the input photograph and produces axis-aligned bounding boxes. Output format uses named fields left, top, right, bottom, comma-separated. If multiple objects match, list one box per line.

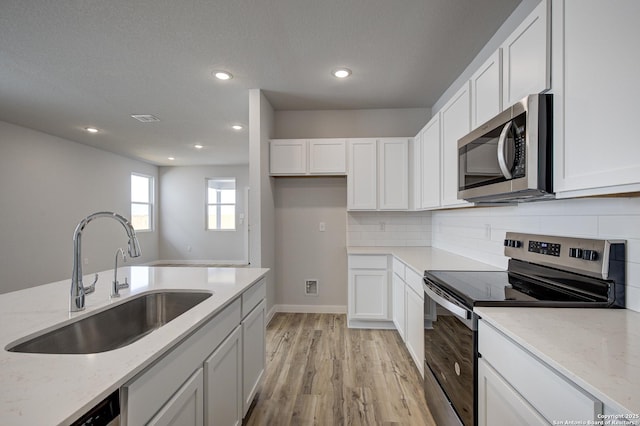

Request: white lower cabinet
left=392, top=272, right=406, bottom=339
left=478, top=359, right=547, bottom=426
left=348, top=255, right=391, bottom=328
left=478, top=319, right=602, bottom=425
left=242, top=300, right=266, bottom=416
left=205, top=326, right=242, bottom=426
left=149, top=368, right=204, bottom=426
left=121, top=279, right=266, bottom=426
left=404, top=285, right=424, bottom=377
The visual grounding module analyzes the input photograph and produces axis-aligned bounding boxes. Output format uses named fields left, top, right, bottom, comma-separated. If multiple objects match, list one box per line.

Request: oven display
left=528, top=240, right=561, bottom=257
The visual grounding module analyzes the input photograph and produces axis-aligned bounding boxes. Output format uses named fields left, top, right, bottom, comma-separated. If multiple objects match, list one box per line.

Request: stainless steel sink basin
left=7, top=291, right=212, bottom=354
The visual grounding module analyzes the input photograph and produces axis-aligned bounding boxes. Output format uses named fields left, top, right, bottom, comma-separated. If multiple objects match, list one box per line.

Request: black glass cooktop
left=424, top=265, right=612, bottom=309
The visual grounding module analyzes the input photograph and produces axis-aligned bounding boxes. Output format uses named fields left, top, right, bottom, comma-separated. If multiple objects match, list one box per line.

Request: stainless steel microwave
left=457, top=94, right=553, bottom=203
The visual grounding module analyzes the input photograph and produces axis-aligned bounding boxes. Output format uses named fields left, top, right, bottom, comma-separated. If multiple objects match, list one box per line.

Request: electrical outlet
left=379, top=221, right=386, bottom=231
left=83, top=257, right=89, bottom=266
left=485, top=224, right=491, bottom=240
left=187, top=245, right=192, bottom=252
left=319, top=222, right=326, bottom=232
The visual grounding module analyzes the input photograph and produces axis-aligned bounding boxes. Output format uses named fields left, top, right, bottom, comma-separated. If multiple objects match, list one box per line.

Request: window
left=207, top=178, right=236, bottom=230
left=131, top=173, right=153, bottom=231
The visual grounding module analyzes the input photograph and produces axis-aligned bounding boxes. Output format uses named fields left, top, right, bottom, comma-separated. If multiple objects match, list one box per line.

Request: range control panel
left=528, top=240, right=561, bottom=257
left=503, top=232, right=625, bottom=280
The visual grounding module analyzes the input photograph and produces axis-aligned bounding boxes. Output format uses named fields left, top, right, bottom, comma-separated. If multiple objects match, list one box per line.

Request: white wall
left=431, top=197, right=640, bottom=312
left=275, top=108, right=430, bottom=139
left=274, top=177, right=347, bottom=311
left=158, top=165, right=249, bottom=263
left=249, top=89, right=277, bottom=316
left=0, top=120, right=158, bottom=293
left=347, top=211, right=431, bottom=247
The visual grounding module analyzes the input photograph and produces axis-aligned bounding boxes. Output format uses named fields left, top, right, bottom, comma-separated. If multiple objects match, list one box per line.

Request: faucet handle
left=84, top=273, right=98, bottom=294
left=117, top=277, right=129, bottom=290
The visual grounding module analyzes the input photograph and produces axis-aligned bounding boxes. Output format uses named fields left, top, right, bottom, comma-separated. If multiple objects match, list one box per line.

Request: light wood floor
left=244, top=313, right=436, bottom=426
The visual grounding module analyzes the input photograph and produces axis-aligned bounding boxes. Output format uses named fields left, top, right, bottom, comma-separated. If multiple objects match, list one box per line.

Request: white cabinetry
left=122, top=279, right=267, bottom=426
left=270, top=139, right=346, bottom=176
left=552, top=0, right=640, bottom=197
left=347, top=138, right=409, bottom=211
left=419, top=114, right=441, bottom=209
left=348, top=255, right=391, bottom=328
left=478, top=320, right=602, bottom=425
left=440, top=82, right=473, bottom=208
left=242, top=300, right=266, bottom=416
left=501, top=0, right=550, bottom=107
left=347, top=139, right=377, bottom=210
left=269, top=139, right=307, bottom=175
left=471, top=50, right=502, bottom=128
left=404, top=276, right=424, bottom=377
left=149, top=368, right=204, bottom=426
left=392, top=259, right=406, bottom=340
left=205, top=327, right=242, bottom=426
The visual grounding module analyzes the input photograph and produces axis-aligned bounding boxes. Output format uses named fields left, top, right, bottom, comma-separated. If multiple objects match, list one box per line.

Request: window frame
left=131, top=172, right=154, bottom=232
left=206, top=177, right=237, bottom=231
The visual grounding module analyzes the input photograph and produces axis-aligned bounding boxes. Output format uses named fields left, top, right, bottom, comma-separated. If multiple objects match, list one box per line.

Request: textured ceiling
left=0, top=0, right=520, bottom=166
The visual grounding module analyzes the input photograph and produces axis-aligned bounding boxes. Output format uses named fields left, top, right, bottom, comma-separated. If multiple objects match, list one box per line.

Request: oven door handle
left=423, top=284, right=470, bottom=321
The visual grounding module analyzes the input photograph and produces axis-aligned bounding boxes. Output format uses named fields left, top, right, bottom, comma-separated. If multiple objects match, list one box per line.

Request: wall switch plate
left=319, top=222, right=326, bottom=232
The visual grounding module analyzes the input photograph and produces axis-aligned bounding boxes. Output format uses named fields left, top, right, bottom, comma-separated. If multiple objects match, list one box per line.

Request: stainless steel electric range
left=422, top=232, right=626, bottom=426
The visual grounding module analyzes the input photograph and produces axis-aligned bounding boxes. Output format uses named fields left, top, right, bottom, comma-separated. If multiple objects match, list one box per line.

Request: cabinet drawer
left=349, top=255, right=388, bottom=270
left=242, top=278, right=266, bottom=318
left=122, top=298, right=241, bottom=426
left=405, top=267, right=424, bottom=297
left=478, top=320, right=602, bottom=422
left=392, top=257, right=405, bottom=279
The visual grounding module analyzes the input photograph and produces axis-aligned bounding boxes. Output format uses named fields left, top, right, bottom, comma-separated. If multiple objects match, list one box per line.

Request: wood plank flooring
left=244, top=313, right=436, bottom=426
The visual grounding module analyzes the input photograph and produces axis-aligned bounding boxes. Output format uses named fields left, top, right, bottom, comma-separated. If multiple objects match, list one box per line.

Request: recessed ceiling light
left=168, top=157, right=175, bottom=161
left=194, top=144, right=204, bottom=149
left=85, top=127, right=99, bottom=133
left=332, top=68, right=352, bottom=79
left=231, top=124, right=244, bottom=130
left=214, top=71, right=233, bottom=80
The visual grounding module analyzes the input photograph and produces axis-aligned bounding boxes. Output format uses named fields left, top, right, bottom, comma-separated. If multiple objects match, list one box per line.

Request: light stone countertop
left=347, top=246, right=500, bottom=273
left=475, top=306, right=640, bottom=416
left=0, top=265, right=268, bottom=426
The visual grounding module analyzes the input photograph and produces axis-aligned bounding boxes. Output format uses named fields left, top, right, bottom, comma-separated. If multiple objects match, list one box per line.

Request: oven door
left=423, top=281, right=477, bottom=426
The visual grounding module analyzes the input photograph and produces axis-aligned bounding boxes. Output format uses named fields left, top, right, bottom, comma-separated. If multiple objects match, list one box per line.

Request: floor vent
left=305, top=279, right=318, bottom=296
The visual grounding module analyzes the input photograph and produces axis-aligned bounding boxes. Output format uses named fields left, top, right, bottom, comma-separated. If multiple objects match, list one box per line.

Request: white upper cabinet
left=308, top=139, right=347, bottom=174
left=347, top=138, right=409, bottom=211
left=440, top=82, right=473, bottom=208
left=269, top=139, right=307, bottom=175
left=378, top=138, right=409, bottom=210
left=471, top=49, right=502, bottom=128
left=419, top=114, right=441, bottom=210
left=347, top=139, right=378, bottom=210
left=501, top=0, right=550, bottom=107
left=552, top=0, right=640, bottom=197
left=270, top=139, right=346, bottom=176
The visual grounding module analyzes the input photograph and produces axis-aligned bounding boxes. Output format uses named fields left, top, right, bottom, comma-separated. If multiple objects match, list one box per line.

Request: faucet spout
left=70, top=212, right=142, bottom=312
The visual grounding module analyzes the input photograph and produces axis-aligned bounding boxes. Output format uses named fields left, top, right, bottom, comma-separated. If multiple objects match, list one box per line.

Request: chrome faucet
left=70, top=212, right=142, bottom=312
left=111, top=248, right=129, bottom=298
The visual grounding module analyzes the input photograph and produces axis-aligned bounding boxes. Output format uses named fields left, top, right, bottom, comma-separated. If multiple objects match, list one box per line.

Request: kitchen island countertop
left=0, top=265, right=268, bottom=425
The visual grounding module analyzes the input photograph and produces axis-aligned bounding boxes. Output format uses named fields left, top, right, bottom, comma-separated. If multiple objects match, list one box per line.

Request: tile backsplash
left=431, top=197, right=640, bottom=312
left=347, top=211, right=432, bottom=247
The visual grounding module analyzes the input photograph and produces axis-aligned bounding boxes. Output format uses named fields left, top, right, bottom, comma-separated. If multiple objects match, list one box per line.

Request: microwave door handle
left=497, top=121, right=514, bottom=179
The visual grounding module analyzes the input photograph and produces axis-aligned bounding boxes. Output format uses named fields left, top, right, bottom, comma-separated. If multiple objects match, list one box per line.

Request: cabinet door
left=242, top=300, right=266, bottom=416
left=478, top=359, right=547, bottom=426
left=502, top=0, right=550, bottom=107
left=348, top=269, right=389, bottom=320
left=405, top=286, right=424, bottom=376
left=392, top=273, right=406, bottom=340
left=270, top=139, right=307, bottom=175
left=308, top=139, right=346, bottom=174
left=148, top=368, right=204, bottom=426
left=347, top=139, right=378, bottom=210
left=552, top=0, right=640, bottom=197
left=471, top=49, right=502, bottom=128
left=205, top=326, right=242, bottom=426
left=420, top=114, right=441, bottom=209
left=440, top=82, right=473, bottom=208
left=378, top=138, right=409, bottom=210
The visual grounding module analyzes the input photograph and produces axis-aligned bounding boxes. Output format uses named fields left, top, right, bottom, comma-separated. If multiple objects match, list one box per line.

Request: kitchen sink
left=7, top=291, right=213, bottom=354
